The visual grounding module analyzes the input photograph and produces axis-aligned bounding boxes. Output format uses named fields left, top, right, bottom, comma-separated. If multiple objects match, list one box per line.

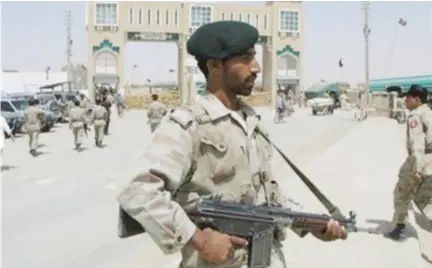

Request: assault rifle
left=118, top=198, right=379, bottom=268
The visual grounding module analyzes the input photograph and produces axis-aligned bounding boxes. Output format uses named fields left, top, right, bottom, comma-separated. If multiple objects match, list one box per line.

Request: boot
left=75, top=143, right=81, bottom=150
left=385, top=223, right=405, bottom=240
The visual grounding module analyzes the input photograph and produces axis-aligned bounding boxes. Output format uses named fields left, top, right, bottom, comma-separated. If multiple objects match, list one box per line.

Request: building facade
left=86, top=1, right=305, bottom=106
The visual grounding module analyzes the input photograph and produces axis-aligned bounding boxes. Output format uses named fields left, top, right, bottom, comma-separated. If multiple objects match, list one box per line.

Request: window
left=95, top=2, right=118, bottom=26
left=129, top=8, right=133, bottom=24
left=239, top=13, right=243, bottom=22
left=279, top=10, right=299, bottom=32
left=1, top=102, right=15, bottom=112
left=256, top=14, right=260, bottom=29
left=247, top=14, right=250, bottom=24
left=165, top=10, right=169, bottom=25
left=174, top=10, right=178, bottom=25
left=222, top=12, right=225, bottom=21
left=264, top=14, right=267, bottom=29
left=156, top=9, right=160, bottom=25
left=147, top=9, right=152, bottom=25
left=138, top=9, right=143, bottom=24
left=10, top=100, right=28, bottom=111
left=189, top=5, right=213, bottom=28
left=230, top=13, right=234, bottom=20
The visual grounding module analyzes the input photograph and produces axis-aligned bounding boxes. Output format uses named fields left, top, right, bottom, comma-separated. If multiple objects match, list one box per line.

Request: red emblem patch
left=410, top=119, right=418, bottom=128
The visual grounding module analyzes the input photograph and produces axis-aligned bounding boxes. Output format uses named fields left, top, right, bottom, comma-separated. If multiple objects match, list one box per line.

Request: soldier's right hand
left=191, top=228, right=248, bottom=264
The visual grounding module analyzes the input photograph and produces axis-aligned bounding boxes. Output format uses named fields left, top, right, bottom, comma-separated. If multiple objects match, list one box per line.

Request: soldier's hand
left=413, top=172, right=422, bottom=183
left=191, top=228, right=248, bottom=264
left=312, top=219, right=347, bottom=241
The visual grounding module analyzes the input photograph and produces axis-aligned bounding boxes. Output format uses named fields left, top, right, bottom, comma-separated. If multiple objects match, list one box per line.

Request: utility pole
left=363, top=1, right=371, bottom=107
left=65, top=9, right=73, bottom=91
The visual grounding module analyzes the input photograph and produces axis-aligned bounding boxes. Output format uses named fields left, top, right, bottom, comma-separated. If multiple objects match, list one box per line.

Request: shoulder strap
left=256, top=128, right=347, bottom=219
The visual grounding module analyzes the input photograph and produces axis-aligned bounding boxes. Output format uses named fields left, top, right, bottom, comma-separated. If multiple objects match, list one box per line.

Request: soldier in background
left=101, top=95, right=112, bottom=135
left=386, top=85, right=432, bottom=240
left=23, top=98, right=44, bottom=156
left=147, top=93, right=167, bottom=133
left=90, top=99, right=108, bottom=147
left=69, top=100, right=87, bottom=151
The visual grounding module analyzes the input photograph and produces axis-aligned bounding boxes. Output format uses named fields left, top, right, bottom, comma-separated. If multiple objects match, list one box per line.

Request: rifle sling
left=258, top=131, right=345, bottom=218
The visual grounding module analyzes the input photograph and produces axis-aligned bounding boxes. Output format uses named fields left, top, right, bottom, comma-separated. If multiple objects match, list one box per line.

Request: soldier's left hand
left=413, top=172, right=422, bottom=183
left=312, top=219, right=347, bottom=241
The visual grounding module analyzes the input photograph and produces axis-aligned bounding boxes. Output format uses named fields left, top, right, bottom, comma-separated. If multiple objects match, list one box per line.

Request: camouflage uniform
left=23, top=105, right=44, bottom=155
left=69, top=106, right=87, bottom=149
left=90, top=104, right=108, bottom=147
left=118, top=93, right=308, bottom=268
left=392, top=104, right=432, bottom=230
left=147, top=100, right=168, bottom=133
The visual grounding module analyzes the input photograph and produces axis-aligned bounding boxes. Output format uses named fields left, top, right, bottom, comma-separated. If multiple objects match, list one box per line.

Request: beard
left=233, top=75, right=256, bottom=96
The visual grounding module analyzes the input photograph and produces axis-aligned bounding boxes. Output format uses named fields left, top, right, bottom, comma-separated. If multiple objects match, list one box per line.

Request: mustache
left=245, top=74, right=257, bottom=83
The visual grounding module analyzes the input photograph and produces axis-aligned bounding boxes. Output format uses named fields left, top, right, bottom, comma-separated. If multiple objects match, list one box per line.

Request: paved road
left=1, top=108, right=429, bottom=268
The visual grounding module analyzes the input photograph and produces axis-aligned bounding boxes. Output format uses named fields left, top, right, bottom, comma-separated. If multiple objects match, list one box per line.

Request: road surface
left=1, top=108, right=430, bottom=268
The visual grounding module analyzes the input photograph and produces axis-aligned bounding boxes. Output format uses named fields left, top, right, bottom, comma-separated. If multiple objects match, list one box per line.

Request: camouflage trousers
left=27, top=131, right=39, bottom=151
left=72, top=127, right=84, bottom=146
left=93, top=124, right=105, bottom=145
left=392, top=157, right=417, bottom=224
left=414, top=177, right=432, bottom=221
left=393, top=157, right=432, bottom=223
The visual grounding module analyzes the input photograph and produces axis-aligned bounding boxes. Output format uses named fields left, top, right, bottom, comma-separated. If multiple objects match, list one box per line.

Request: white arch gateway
left=86, top=1, right=305, bottom=107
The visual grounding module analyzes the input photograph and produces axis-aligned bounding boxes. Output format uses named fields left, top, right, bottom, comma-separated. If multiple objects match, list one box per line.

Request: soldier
left=274, top=90, right=286, bottom=123
left=117, top=21, right=347, bottom=268
left=23, top=98, right=44, bottom=156
left=101, top=96, right=112, bottom=135
left=386, top=85, right=432, bottom=240
left=90, top=99, right=108, bottom=147
left=147, top=93, right=168, bottom=133
left=69, top=100, right=87, bottom=150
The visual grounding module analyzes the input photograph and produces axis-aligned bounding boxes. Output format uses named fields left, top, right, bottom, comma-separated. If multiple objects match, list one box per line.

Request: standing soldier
left=90, top=99, right=108, bottom=147
left=101, top=96, right=112, bottom=135
left=147, top=93, right=167, bottom=133
left=69, top=100, right=87, bottom=150
left=23, top=98, right=44, bottom=156
left=386, top=85, right=432, bottom=240
left=117, top=21, right=347, bottom=268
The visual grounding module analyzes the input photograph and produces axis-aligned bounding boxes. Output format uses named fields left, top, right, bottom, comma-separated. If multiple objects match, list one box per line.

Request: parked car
left=0, top=99, right=54, bottom=132
left=2, top=111, right=24, bottom=137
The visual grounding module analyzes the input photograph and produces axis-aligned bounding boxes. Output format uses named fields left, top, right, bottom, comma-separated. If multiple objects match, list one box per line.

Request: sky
left=1, top=1, right=432, bottom=87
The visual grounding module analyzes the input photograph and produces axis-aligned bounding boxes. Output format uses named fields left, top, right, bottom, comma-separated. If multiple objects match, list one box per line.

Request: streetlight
left=363, top=1, right=371, bottom=107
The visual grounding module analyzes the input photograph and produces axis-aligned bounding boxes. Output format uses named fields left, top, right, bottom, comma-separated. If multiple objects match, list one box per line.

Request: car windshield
left=10, top=100, right=29, bottom=111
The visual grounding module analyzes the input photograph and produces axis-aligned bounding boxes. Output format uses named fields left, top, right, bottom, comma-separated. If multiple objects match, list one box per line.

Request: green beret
left=187, top=21, right=259, bottom=60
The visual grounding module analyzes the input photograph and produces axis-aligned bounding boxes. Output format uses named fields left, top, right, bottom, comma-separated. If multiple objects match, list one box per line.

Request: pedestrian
left=69, top=99, right=87, bottom=150
left=90, top=99, right=108, bottom=147
left=117, top=21, right=347, bottom=268
left=386, top=84, right=432, bottom=240
left=147, top=93, right=167, bottom=133
left=0, top=115, right=15, bottom=158
left=23, top=97, right=44, bottom=156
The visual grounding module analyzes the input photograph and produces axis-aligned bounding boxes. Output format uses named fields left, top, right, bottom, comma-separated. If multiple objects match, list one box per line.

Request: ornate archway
left=276, top=45, right=300, bottom=88
left=92, top=39, right=120, bottom=89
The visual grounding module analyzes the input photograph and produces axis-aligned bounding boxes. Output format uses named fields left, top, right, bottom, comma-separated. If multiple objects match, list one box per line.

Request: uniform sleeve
left=408, top=114, right=426, bottom=174
left=117, top=116, right=197, bottom=254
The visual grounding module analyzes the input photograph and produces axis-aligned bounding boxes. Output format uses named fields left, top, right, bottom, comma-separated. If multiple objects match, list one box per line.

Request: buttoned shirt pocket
left=200, top=131, right=237, bottom=184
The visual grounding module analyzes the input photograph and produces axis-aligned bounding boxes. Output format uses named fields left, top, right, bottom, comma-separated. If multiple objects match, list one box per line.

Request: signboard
left=127, top=32, right=179, bottom=42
